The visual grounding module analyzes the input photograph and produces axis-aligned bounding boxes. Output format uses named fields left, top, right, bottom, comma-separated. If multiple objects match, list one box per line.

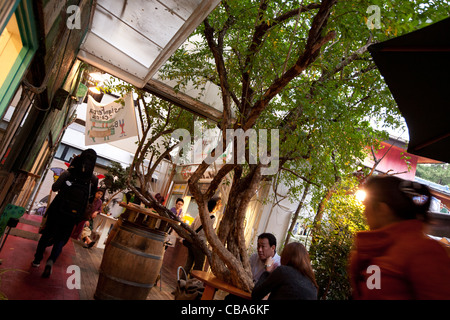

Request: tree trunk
left=127, top=0, right=339, bottom=293
left=284, top=182, right=311, bottom=246
left=311, top=185, right=336, bottom=243
left=207, top=165, right=262, bottom=291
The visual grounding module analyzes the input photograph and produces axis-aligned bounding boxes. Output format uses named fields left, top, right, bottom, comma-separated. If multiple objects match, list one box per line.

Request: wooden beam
left=143, top=79, right=223, bottom=122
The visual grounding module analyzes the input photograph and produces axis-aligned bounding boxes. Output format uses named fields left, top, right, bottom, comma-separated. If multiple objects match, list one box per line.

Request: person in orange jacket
left=350, top=175, right=450, bottom=300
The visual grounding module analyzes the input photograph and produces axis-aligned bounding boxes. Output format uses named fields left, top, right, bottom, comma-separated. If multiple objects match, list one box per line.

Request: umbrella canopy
left=369, top=18, right=450, bottom=163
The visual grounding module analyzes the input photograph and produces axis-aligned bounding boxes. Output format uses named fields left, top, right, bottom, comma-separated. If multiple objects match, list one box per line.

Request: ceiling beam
left=144, top=78, right=222, bottom=123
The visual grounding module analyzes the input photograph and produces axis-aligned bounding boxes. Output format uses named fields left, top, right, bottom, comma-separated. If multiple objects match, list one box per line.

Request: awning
left=369, top=18, right=450, bottom=163
left=77, top=0, right=220, bottom=88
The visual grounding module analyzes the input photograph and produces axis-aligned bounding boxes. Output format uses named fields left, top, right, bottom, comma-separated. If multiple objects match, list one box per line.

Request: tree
left=100, top=78, right=221, bottom=258
left=100, top=161, right=136, bottom=213
left=309, top=176, right=367, bottom=300
left=156, top=0, right=450, bottom=292
left=416, top=163, right=450, bottom=187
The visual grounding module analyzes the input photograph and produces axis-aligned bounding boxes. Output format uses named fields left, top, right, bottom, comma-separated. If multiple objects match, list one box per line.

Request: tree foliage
left=308, top=176, right=367, bottom=300
left=158, top=0, right=450, bottom=292
left=101, top=161, right=132, bottom=194
left=416, top=163, right=450, bottom=187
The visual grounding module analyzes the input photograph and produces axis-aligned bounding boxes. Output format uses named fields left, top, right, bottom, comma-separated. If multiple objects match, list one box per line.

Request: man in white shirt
left=184, top=198, right=221, bottom=275
left=225, top=232, right=281, bottom=301
left=249, top=233, right=281, bottom=283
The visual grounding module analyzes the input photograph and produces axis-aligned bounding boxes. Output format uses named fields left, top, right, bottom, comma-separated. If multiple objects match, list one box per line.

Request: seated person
left=252, top=242, right=318, bottom=300
left=81, top=188, right=104, bottom=248
left=249, top=233, right=281, bottom=282
left=170, top=198, right=184, bottom=219
left=225, top=232, right=280, bottom=301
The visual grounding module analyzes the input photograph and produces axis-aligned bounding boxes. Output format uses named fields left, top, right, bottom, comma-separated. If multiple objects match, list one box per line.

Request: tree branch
left=317, top=36, right=373, bottom=84
left=203, top=18, right=233, bottom=131
left=243, top=0, right=338, bottom=130
left=280, top=167, right=320, bottom=187
left=240, top=2, right=322, bottom=119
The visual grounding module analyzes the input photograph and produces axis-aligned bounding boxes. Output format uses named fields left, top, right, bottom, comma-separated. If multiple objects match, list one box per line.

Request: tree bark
left=284, top=182, right=311, bottom=246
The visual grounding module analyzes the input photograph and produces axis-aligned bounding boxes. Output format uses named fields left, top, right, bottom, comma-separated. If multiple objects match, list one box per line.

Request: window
left=0, top=14, right=23, bottom=89
left=55, top=144, right=83, bottom=163
left=0, top=0, right=38, bottom=118
left=185, top=197, right=199, bottom=219
left=54, top=143, right=113, bottom=168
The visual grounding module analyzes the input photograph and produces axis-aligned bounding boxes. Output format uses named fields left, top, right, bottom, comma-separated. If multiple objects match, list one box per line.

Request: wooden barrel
left=94, top=220, right=166, bottom=300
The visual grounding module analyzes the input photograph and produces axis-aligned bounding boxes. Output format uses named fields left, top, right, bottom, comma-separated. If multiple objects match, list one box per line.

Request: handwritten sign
left=85, top=92, right=138, bottom=145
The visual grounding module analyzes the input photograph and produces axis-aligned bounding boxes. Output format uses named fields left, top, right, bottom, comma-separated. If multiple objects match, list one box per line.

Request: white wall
left=248, top=183, right=295, bottom=252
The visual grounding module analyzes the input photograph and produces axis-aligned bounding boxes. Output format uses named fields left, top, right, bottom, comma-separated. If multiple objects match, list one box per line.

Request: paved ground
left=0, top=213, right=176, bottom=300
left=0, top=214, right=79, bottom=300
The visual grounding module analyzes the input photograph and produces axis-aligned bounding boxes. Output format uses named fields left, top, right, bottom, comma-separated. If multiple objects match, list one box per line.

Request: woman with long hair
left=252, top=242, right=318, bottom=300
left=350, top=175, right=450, bottom=299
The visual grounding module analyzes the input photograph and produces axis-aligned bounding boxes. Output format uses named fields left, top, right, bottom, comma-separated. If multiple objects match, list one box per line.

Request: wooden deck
left=71, top=239, right=178, bottom=300
left=7, top=214, right=199, bottom=300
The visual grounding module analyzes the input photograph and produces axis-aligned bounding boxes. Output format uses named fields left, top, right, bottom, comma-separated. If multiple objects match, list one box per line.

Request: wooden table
left=191, top=270, right=252, bottom=300
left=119, top=202, right=179, bottom=231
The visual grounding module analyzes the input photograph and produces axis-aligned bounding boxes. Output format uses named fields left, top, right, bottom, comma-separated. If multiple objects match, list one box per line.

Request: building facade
left=0, top=0, right=92, bottom=213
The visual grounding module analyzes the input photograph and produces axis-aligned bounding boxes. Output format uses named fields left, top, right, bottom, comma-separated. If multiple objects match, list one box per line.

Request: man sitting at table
left=250, top=233, right=281, bottom=282
left=225, top=232, right=280, bottom=301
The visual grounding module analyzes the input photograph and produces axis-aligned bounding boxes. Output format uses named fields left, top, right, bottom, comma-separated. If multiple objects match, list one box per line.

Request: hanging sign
left=85, top=92, right=138, bottom=145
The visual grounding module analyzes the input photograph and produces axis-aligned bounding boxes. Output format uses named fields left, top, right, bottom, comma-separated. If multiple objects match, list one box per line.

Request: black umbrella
left=369, top=17, right=450, bottom=163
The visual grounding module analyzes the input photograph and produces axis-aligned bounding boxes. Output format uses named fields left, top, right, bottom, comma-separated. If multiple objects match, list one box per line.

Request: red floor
left=0, top=213, right=80, bottom=300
